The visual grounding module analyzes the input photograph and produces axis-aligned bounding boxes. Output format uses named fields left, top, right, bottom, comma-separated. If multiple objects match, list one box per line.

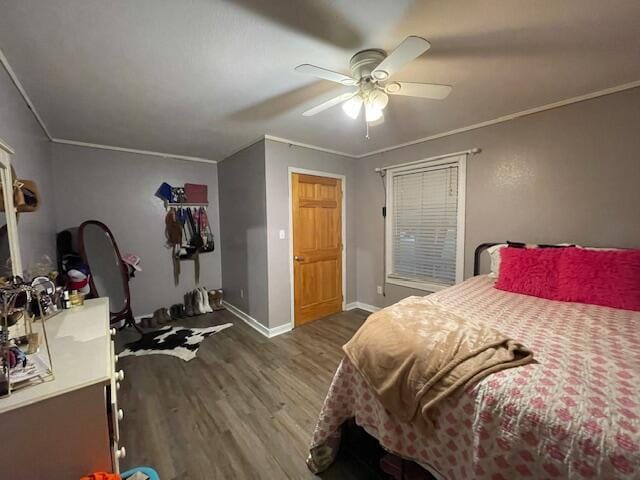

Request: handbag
left=198, top=208, right=215, bottom=253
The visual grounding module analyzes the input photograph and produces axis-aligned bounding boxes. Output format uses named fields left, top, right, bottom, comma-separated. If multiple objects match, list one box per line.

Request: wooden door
left=292, top=173, right=343, bottom=326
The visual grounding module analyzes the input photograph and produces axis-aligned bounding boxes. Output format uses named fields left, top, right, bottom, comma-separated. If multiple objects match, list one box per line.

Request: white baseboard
left=345, top=301, right=380, bottom=313
left=268, top=322, right=294, bottom=337
left=136, top=301, right=378, bottom=334
left=222, top=301, right=292, bottom=338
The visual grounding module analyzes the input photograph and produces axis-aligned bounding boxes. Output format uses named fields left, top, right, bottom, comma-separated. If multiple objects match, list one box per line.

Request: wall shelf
left=164, top=202, right=208, bottom=208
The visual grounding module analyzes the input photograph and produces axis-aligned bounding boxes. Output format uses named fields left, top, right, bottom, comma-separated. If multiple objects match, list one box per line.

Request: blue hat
left=156, top=182, right=174, bottom=202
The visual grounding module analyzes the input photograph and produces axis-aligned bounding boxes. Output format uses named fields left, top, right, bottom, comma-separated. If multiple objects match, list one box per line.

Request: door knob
left=294, top=256, right=305, bottom=261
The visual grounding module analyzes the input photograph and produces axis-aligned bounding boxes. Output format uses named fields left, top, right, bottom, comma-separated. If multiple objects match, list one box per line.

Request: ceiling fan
left=295, top=36, right=452, bottom=128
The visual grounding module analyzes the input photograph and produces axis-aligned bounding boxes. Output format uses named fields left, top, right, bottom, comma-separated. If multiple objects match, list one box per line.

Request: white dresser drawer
left=107, top=338, right=124, bottom=444
left=112, top=441, right=126, bottom=475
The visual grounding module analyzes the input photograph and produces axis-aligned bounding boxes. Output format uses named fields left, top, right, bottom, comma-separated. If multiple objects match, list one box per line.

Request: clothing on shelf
left=164, top=204, right=214, bottom=285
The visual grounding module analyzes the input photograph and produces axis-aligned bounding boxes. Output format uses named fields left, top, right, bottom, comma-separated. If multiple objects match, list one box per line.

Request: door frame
left=0, top=137, right=23, bottom=276
left=288, top=167, right=347, bottom=328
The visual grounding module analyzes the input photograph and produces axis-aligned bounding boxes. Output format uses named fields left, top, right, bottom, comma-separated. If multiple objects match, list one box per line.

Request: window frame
left=385, top=154, right=467, bottom=292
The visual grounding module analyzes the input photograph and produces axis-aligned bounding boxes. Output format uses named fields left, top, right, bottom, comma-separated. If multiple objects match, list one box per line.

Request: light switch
left=279, top=229, right=286, bottom=239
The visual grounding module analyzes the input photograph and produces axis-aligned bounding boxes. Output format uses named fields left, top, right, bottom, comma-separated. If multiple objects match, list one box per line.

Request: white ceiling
left=0, top=0, right=639, bottom=160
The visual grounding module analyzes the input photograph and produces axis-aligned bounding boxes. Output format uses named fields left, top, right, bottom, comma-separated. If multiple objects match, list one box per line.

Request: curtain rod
left=374, top=148, right=481, bottom=172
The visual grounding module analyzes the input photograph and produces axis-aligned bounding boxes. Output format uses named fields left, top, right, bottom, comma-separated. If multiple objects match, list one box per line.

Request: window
left=385, top=154, right=466, bottom=292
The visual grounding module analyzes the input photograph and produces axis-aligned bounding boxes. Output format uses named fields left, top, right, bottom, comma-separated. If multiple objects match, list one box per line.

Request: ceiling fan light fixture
left=385, top=82, right=401, bottom=93
left=342, top=95, right=363, bottom=119
left=372, top=70, right=389, bottom=81
left=365, top=103, right=383, bottom=123
left=295, top=35, right=451, bottom=129
left=369, top=90, right=389, bottom=110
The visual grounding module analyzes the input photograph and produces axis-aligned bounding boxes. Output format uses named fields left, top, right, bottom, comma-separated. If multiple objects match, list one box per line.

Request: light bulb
left=365, top=103, right=383, bottom=123
left=369, top=90, right=389, bottom=110
left=342, top=95, right=363, bottom=119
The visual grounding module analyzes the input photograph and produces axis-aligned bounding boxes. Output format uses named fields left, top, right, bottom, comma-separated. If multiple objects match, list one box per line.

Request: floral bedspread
left=308, top=275, right=640, bottom=479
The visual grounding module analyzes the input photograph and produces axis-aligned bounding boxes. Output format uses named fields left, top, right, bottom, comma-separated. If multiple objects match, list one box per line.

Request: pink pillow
left=495, top=247, right=564, bottom=300
left=556, top=247, right=640, bottom=311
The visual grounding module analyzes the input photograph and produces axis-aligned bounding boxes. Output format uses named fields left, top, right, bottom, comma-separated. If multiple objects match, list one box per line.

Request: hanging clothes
left=164, top=203, right=214, bottom=285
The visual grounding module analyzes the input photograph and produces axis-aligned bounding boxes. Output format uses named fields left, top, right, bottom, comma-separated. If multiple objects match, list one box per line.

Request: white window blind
left=386, top=156, right=465, bottom=291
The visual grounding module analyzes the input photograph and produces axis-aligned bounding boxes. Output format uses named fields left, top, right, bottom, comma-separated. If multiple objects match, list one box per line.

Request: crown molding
left=219, top=136, right=268, bottom=162
left=51, top=138, right=217, bottom=164
left=0, top=137, right=15, bottom=155
left=2, top=47, right=217, bottom=164
left=3, top=40, right=638, bottom=163
left=257, top=81, right=640, bottom=160
left=356, top=80, right=640, bottom=158
left=0, top=46, right=52, bottom=140
left=264, top=135, right=356, bottom=158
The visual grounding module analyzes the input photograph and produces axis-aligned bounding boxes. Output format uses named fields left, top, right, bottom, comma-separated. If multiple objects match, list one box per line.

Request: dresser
left=0, top=298, right=126, bottom=480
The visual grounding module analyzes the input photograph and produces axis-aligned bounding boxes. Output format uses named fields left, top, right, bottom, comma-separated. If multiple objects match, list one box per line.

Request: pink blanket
left=308, top=275, right=640, bottom=479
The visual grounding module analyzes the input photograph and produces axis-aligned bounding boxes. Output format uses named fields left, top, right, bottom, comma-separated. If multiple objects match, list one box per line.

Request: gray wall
left=218, top=141, right=269, bottom=327
left=0, top=64, right=56, bottom=273
left=264, top=139, right=357, bottom=328
left=51, top=143, right=221, bottom=316
left=356, top=87, right=640, bottom=309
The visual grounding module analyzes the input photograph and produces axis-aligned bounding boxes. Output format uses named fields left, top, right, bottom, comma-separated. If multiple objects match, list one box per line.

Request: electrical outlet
left=377, top=285, right=383, bottom=295
left=279, top=229, right=286, bottom=239
left=240, top=288, right=244, bottom=298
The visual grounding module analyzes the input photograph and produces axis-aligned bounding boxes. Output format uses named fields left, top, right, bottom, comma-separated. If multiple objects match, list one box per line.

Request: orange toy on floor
left=81, top=473, right=121, bottom=480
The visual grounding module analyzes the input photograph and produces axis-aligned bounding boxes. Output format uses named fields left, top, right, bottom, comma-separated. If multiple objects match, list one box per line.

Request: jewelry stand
left=0, top=285, right=54, bottom=398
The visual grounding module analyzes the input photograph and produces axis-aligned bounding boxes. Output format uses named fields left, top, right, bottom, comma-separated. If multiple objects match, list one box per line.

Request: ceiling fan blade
left=302, top=92, right=355, bottom=116
left=295, top=64, right=357, bottom=86
left=371, top=36, right=431, bottom=81
left=386, top=82, right=452, bottom=99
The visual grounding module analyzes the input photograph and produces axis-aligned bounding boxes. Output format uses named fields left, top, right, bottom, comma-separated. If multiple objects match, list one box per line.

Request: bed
left=307, top=246, right=640, bottom=479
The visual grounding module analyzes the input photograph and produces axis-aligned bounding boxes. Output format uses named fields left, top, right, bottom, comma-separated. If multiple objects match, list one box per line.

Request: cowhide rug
left=119, top=324, right=232, bottom=361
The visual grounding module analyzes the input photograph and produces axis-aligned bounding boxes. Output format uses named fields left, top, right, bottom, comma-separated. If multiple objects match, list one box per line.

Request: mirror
left=0, top=139, right=23, bottom=278
left=78, top=220, right=137, bottom=330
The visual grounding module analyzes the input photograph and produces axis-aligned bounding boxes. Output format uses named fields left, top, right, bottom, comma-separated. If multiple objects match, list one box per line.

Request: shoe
left=159, top=307, right=172, bottom=324
left=149, top=310, right=162, bottom=328
left=184, top=292, right=194, bottom=317
left=169, top=304, right=184, bottom=320
left=152, top=308, right=169, bottom=325
left=193, top=288, right=203, bottom=315
left=209, top=289, right=224, bottom=311
left=200, top=287, right=213, bottom=313
left=189, top=290, right=198, bottom=316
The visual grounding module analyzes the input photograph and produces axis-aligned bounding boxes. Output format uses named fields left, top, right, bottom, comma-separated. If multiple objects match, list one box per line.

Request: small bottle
left=62, top=290, right=70, bottom=310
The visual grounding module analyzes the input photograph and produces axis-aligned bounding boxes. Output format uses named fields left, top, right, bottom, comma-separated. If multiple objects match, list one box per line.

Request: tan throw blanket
left=343, top=296, right=533, bottom=432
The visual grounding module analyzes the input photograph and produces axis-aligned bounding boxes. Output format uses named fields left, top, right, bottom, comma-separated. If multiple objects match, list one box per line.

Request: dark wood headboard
left=473, top=242, right=501, bottom=276
left=473, top=242, right=635, bottom=276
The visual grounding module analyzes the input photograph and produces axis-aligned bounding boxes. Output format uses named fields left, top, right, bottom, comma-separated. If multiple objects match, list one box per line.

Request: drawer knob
left=116, top=446, right=126, bottom=459
left=110, top=328, right=117, bottom=337
left=116, top=381, right=121, bottom=391
left=118, top=408, right=124, bottom=421
left=116, top=370, right=125, bottom=382
left=114, top=354, right=119, bottom=363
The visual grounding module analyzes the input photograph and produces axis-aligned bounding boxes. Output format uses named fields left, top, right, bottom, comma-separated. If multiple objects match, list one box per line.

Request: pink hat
left=122, top=253, right=142, bottom=271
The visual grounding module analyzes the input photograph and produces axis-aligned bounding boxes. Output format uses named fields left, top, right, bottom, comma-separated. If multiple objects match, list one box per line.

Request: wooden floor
left=117, top=308, right=383, bottom=480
